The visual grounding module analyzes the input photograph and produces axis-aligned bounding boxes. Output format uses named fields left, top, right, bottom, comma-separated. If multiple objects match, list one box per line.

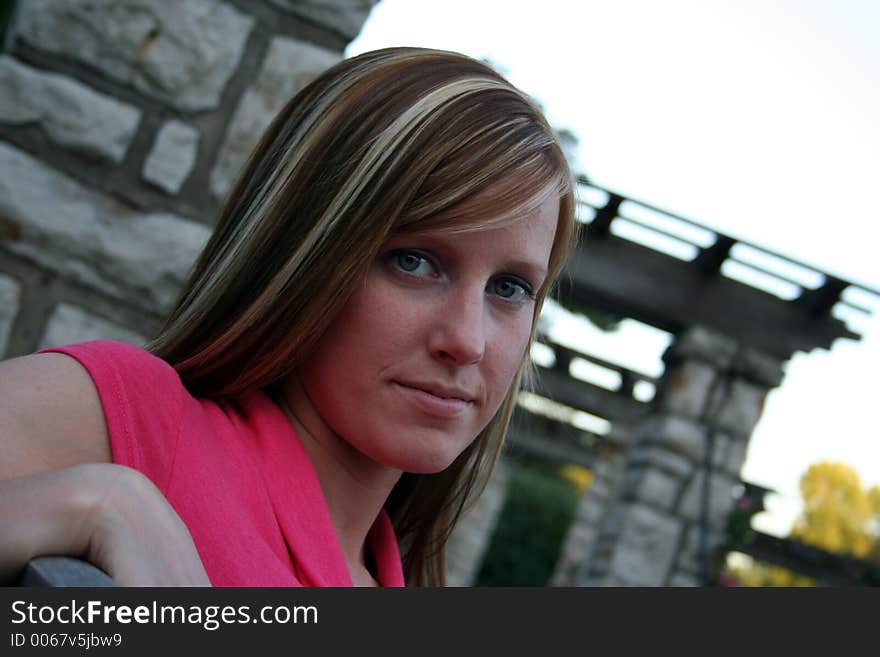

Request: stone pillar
left=445, top=457, right=513, bottom=586
left=0, top=0, right=377, bottom=358
left=569, top=326, right=785, bottom=586
left=547, top=433, right=631, bottom=586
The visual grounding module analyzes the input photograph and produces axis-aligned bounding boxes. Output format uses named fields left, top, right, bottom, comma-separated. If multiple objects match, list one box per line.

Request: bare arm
left=0, top=353, right=111, bottom=479
left=0, top=353, right=208, bottom=586
left=0, top=464, right=209, bottom=586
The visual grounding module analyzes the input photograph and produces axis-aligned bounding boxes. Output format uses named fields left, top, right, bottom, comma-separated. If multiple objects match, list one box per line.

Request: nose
left=429, top=287, right=486, bottom=366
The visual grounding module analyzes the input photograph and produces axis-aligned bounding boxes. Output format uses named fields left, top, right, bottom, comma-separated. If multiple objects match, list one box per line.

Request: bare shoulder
left=0, top=352, right=110, bottom=479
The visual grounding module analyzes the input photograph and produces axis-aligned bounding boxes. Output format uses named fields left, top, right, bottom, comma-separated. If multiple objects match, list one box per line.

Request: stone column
left=569, top=326, right=785, bottom=586
left=547, top=432, right=631, bottom=586
left=445, top=457, right=513, bottom=586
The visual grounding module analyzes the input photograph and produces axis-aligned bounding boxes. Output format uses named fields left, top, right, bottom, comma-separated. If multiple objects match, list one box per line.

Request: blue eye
left=490, top=276, right=534, bottom=304
left=390, top=250, right=436, bottom=277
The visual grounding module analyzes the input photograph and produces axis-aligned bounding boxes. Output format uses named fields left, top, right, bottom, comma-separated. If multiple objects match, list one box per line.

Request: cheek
left=301, top=279, right=416, bottom=389
left=485, top=319, right=533, bottom=402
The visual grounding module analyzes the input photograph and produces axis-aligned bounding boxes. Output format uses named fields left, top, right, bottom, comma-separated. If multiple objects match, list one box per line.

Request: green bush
left=474, top=459, right=580, bottom=586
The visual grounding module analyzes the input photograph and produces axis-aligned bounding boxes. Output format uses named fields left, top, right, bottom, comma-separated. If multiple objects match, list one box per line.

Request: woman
left=0, top=47, right=576, bottom=586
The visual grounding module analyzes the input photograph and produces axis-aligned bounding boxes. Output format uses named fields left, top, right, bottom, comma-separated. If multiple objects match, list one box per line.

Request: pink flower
left=718, top=573, right=740, bottom=587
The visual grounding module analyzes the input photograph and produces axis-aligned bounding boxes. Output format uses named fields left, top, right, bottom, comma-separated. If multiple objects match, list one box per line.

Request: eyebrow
left=502, top=258, right=548, bottom=283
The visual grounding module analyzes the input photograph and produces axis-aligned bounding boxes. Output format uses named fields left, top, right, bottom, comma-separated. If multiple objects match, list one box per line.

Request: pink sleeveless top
left=42, top=340, right=405, bottom=587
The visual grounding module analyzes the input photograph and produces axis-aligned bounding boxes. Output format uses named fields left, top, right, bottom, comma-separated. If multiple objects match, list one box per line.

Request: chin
left=357, top=420, right=485, bottom=475
left=388, top=451, right=461, bottom=475
left=378, top=439, right=470, bottom=475
left=404, top=459, right=459, bottom=476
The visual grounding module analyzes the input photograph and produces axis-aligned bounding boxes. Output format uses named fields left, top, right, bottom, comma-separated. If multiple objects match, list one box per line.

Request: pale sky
left=347, top=0, right=880, bottom=534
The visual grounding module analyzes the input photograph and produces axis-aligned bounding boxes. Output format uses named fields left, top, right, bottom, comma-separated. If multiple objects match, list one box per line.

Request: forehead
left=404, top=175, right=562, bottom=234
left=398, top=192, right=560, bottom=271
left=491, top=193, right=559, bottom=265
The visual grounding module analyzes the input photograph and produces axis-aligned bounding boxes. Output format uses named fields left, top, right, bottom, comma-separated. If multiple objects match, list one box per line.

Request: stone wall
left=0, top=0, right=377, bottom=358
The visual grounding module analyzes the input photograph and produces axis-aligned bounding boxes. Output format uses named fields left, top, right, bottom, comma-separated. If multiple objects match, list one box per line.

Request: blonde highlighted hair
left=150, top=47, right=577, bottom=585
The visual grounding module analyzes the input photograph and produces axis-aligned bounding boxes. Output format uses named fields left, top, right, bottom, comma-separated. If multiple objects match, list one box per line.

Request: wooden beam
left=693, top=235, right=735, bottom=276
left=586, top=193, right=622, bottom=237
left=530, top=364, right=649, bottom=424
left=539, top=339, right=657, bottom=385
left=733, top=531, right=880, bottom=586
left=796, top=276, right=848, bottom=318
left=504, top=426, right=596, bottom=469
left=558, top=234, right=858, bottom=358
left=505, top=410, right=598, bottom=468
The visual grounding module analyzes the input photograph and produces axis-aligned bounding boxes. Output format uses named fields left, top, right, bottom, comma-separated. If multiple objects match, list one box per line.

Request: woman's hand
left=0, top=464, right=210, bottom=587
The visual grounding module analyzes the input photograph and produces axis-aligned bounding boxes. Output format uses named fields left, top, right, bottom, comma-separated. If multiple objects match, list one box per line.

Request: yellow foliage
left=869, top=486, right=880, bottom=516
left=558, top=464, right=593, bottom=495
left=721, top=461, right=880, bottom=586
left=791, top=461, right=877, bottom=560
left=725, top=553, right=814, bottom=587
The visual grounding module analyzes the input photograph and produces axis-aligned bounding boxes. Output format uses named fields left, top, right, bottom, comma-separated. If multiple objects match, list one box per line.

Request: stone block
left=585, top=478, right=611, bottom=500
left=679, top=523, right=726, bottom=569
left=549, top=516, right=601, bottom=586
left=210, top=36, right=340, bottom=199
left=39, top=303, right=147, bottom=349
left=567, top=522, right=599, bottom=547
left=719, top=434, right=750, bottom=478
left=0, top=56, right=140, bottom=163
left=678, top=470, right=740, bottom=526
left=734, top=347, right=787, bottom=388
left=713, top=379, right=768, bottom=437
left=573, top=497, right=605, bottom=526
left=638, top=423, right=745, bottom=482
left=638, top=415, right=706, bottom=462
left=663, top=325, right=738, bottom=368
left=0, top=273, right=21, bottom=356
left=600, top=574, right=634, bottom=587
left=625, top=466, right=681, bottom=511
left=143, top=120, right=200, bottom=194
left=16, top=0, right=253, bottom=112
left=598, top=505, right=626, bottom=539
left=268, top=0, right=379, bottom=40
left=656, top=359, right=716, bottom=418
left=668, top=568, right=702, bottom=587
left=0, top=143, right=210, bottom=314
left=630, top=444, right=695, bottom=479
left=606, top=503, right=682, bottom=586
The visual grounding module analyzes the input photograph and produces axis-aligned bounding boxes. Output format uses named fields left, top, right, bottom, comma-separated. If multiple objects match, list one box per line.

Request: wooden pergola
left=561, top=175, right=874, bottom=359
left=500, top=177, right=879, bottom=585
left=508, top=175, right=878, bottom=481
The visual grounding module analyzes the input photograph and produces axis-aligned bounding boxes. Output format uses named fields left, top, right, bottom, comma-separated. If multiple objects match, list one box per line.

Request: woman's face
left=294, top=191, right=560, bottom=474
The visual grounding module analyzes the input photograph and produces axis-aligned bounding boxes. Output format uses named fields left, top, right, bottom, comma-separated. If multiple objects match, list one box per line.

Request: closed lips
left=395, top=381, right=474, bottom=403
